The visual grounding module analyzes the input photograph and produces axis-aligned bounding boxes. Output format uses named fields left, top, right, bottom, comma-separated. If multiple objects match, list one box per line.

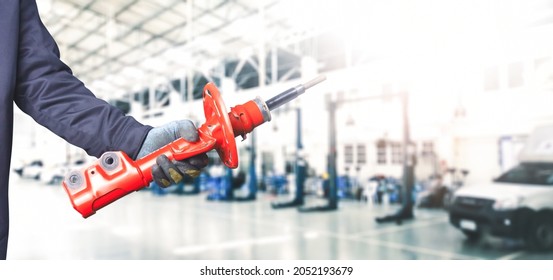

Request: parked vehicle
left=13, top=158, right=89, bottom=185
left=13, top=160, right=43, bottom=180
left=361, top=175, right=406, bottom=204
left=39, top=163, right=66, bottom=185
left=416, top=174, right=449, bottom=208
left=449, top=125, right=553, bottom=251
left=40, top=159, right=88, bottom=185
left=417, top=169, right=469, bottom=209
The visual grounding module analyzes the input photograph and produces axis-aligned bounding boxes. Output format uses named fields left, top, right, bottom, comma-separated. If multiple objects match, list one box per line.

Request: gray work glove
left=137, top=120, right=209, bottom=188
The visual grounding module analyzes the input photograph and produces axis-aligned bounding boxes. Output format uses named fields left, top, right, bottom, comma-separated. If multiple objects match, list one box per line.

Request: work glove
left=137, top=120, right=209, bottom=188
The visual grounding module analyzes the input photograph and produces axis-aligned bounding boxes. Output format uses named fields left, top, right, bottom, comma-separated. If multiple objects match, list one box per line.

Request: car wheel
left=14, top=168, right=23, bottom=176
left=462, top=230, right=481, bottom=241
left=526, top=215, right=553, bottom=251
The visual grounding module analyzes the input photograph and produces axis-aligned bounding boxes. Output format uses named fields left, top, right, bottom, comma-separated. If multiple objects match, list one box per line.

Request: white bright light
left=493, top=196, right=524, bottom=211
left=163, top=46, right=192, bottom=65
left=193, top=36, right=222, bottom=56
left=121, top=67, right=145, bottom=79
left=305, top=0, right=534, bottom=84
left=226, top=16, right=263, bottom=42
left=239, top=47, right=253, bottom=60
left=140, top=56, right=167, bottom=71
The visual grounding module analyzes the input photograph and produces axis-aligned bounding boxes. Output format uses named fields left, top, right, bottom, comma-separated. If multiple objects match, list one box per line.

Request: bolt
left=69, top=174, right=79, bottom=184
left=105, top=156, right=114, bottom=165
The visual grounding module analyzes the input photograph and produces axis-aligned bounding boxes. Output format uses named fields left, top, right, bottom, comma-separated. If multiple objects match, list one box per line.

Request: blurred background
left=8, top=0, right=553, bottom=259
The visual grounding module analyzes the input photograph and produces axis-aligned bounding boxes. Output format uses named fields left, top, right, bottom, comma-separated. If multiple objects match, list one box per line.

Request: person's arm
left=14, top=0, right=208, bottom=188
left=14, top=0, right=151, bottom=159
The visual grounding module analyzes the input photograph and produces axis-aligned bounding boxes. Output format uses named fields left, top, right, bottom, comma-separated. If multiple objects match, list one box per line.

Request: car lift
left=298, top=95, right=338, bottom=212
left=271, top=108, right=306, bottom=209
left=296, top=89, right=416, bottom=219
left=234, top=131, right=258, bottom=201
left=375, top=91, right=415, bottom=224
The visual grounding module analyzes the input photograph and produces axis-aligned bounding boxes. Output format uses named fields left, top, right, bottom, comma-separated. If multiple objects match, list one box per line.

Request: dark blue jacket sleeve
left=13, top=0, right=151, bottom=159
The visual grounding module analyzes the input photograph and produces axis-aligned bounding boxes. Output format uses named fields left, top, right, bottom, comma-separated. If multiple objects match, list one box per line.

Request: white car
left=40, top=159, right=88, bottom=185
left=40, top=164, right=68, bottom=185
left=449, top=125, right=553, bottom=251
left=13, top=160, right=43, bottom=180
left=449, top=162, right=553, bottom=250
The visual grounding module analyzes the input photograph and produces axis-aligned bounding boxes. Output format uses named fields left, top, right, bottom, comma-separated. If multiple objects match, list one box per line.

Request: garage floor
left=7, top=177, right=553, bottom=260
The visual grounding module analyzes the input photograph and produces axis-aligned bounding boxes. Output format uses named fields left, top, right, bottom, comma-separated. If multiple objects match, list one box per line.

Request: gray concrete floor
left=6, top=177, right=553, bottom=260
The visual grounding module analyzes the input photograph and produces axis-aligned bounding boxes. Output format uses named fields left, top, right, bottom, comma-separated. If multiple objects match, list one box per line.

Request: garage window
left=376, top=140, right=386, bottom=165
left=357, top=144, right=366, bottom=165
left=391, top=142, right=402, bottom=164
left=422, top=141, right=434, bottom=157
left=345, top=144, right=354, bottom=165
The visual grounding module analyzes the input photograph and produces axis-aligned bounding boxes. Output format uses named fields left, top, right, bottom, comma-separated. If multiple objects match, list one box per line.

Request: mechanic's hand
left=137, top=120, right=209, bottom=188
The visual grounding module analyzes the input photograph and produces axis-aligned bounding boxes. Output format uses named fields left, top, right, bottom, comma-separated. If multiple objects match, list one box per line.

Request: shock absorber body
left=63, top=76, right=325, bottom=218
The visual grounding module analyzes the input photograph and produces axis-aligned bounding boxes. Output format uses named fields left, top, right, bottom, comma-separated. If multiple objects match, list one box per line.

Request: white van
left=448, top=125, right=553, bottom=251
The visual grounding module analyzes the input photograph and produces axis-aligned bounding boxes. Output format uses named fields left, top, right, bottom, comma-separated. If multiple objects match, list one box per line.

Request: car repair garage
left=4, top=0, right=553, bottom=262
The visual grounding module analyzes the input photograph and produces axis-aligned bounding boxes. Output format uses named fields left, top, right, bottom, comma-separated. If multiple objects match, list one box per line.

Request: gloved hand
left=137, top=120, right=209, bottom=188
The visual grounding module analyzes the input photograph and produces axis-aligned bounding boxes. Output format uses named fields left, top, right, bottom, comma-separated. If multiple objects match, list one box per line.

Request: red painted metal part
left=228, top=100, right=266, bottom=140
left=63, top=83, right=266, bottom=218
left=202, top=83, right=238, bottom=168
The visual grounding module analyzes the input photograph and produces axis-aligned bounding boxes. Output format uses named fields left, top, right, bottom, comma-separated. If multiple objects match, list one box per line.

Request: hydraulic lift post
left=298, top=94, right=338, bottom=212
left=376, top=90, right=415, bottom=223
left=234, top=130, right=257, bottom=201
left=272, top=107, right=306, bottom=209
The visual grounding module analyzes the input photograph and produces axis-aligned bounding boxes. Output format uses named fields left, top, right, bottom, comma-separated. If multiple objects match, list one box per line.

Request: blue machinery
left=206, top=131, right=258, bottom=201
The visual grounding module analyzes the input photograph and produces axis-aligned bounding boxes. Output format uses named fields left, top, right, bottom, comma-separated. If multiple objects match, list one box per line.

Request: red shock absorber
left=63, top=76, right=324, bottom=218
left=63, top=83, right=270, bottom=218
